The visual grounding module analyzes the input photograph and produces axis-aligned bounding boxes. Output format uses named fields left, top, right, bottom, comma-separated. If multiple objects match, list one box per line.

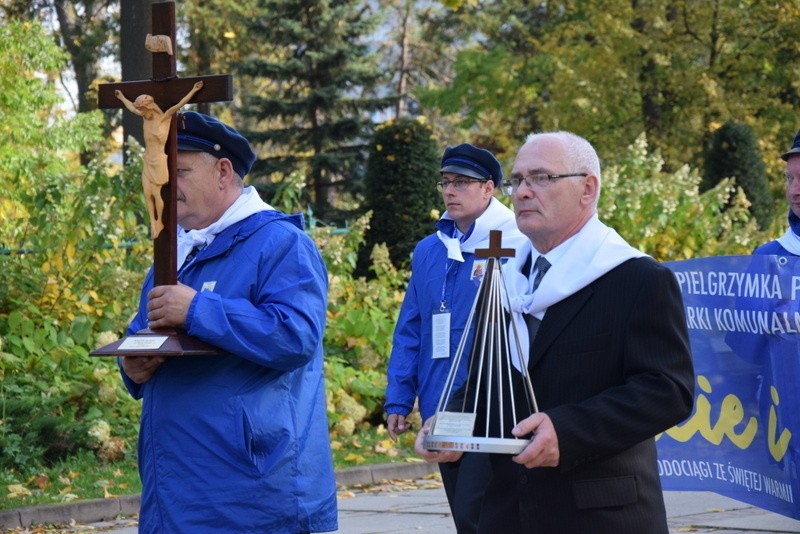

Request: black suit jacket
left=478, top=257, right=695, bottom=534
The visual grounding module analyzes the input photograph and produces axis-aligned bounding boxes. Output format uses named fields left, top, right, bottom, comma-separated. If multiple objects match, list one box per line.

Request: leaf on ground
left=33, top=474, right=50, bottom=490
left=344, top=453, right=366, bottom=464
left=337, top=490, right=356, bottom=499
left=7, top=484, right=32, bottom=498
left=374, top=439, right=396, bottom=454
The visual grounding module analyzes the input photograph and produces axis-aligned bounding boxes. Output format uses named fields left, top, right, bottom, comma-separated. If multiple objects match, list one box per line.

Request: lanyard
left=439, top=259, right=458, bottom=312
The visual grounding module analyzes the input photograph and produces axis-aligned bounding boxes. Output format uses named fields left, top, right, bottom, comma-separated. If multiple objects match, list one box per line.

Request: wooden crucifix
left=97, top=1, right=231, bottom=288
left=92, top=1, right=229, bottom=357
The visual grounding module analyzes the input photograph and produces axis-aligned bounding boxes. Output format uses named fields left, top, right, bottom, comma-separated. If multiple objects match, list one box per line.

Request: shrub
left=358, top=117, right=441, bottom=272
left=702, top=121, right=773, bottom=229
left=599, top=134, right=772, bottom=260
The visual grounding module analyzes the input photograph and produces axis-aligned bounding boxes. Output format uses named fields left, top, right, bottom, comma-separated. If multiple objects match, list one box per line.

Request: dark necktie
left=524, top=256, right=551, bottom=343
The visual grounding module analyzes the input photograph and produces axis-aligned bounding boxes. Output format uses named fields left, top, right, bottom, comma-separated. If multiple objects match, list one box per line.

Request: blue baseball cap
left=440, top=143, right=503, bottom=186
left=177, top=111, right=256, bottom=177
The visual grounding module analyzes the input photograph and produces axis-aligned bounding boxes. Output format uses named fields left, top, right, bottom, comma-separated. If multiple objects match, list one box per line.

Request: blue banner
left=659, top=255, right=800, bottom=519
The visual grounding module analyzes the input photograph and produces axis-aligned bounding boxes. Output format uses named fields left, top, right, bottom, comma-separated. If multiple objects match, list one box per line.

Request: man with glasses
left=754, top=129, right=800, bottom=256
left=385, top=143, right=525, bottom=533
left=417, top=131, right=695, bottom=533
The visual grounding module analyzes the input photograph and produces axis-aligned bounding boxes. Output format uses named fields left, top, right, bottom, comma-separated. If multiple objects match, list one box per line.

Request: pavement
left=3, top=461, right=800, bottom=533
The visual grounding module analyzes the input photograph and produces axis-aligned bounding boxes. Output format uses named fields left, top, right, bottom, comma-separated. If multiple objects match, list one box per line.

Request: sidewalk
left=4, top=461, right=800, bottom=533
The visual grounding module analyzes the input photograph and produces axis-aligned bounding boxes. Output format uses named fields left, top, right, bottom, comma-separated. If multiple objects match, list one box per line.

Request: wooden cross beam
left=475, top=230, right=516, bottom=259
left=97, top=1, right=232, bottom=287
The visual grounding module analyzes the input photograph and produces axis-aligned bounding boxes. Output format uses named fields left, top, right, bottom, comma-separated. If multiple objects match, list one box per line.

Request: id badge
left=432, top=311, right=451, bottom=359
left=471, top=259, right=487, bottom=280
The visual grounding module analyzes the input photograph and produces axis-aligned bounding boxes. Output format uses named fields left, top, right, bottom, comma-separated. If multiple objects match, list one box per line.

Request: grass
left=0, top=449, right=141, bottom=512
left=0, top=424, right=420, bottom=512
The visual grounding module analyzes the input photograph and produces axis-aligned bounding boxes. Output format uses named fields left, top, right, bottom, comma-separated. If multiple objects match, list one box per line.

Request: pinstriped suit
left=477, top=257, right=695, bottom=533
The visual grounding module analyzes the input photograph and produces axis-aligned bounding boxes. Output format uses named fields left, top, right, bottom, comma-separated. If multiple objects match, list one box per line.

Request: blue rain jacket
left=121, top=210, right=337, bottom=533
left=754, top=210, right=800, bottom=256
left=384, top=232, right=483, bottom=421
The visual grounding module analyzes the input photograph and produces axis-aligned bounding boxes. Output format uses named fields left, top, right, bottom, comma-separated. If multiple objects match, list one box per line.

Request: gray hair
left=524, top=131, right=601, bottom=183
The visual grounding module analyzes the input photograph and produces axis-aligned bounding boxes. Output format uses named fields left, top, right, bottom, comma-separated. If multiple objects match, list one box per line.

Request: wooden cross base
left=91, top=328, right=223, bottom=357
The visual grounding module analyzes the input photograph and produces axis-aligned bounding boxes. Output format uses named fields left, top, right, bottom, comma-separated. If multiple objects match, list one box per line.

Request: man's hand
left=387, top=413, right=411, bottom=442
left=121, top=355, right=165, bottom=384
left=414, top=416, right=463, bottom=464
left=511, top=412, right=560, bottom=468
left=146, top=283, right=197, bottom=329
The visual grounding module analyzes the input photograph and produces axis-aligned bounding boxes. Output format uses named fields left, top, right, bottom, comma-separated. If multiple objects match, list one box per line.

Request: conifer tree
left=235, top=0, right=392, bottom=220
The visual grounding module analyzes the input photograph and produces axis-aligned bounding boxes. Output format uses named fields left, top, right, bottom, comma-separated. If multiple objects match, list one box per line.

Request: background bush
left=0, top=20, right=150, bottom=473
left=358, top=117, right=441, bottom=273
left=702, top=121, right=773, bottom=230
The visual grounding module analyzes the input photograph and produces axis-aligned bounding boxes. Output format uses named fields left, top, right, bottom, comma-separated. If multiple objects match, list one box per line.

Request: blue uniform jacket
left=753, top=210, right=800, bottom=256
left=122, top=210, right=337, bottom=533
left=385, top=232, right=485, bottom=421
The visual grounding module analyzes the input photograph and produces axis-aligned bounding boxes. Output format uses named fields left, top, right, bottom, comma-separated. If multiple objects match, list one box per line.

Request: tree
left=374, top=0, right=462, bottom=120
left=422, top=0, right=800, bottom=181
left=358, top=117, right=440, bottom=272
left=51, top=0, right=116, bottom=115
left=703, top=121, right=772, bottom=229
left=234, top=0, right=392, bottom=220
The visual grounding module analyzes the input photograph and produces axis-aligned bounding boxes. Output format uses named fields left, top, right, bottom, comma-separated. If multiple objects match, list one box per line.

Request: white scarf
left=504, top=214, right=647, bottom=368
left=777, top=227, right=800, bottom=255
left=436, top=197, right=526, bottom=261
left=177, top=186, right=273, bottom=268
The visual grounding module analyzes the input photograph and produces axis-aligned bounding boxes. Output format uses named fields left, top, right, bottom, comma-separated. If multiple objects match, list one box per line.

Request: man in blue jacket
left=119, top=111, right=337, bottom=533
left=754, top=129, right=800, bottom=256
left=385, top=143, right=525, bottom=533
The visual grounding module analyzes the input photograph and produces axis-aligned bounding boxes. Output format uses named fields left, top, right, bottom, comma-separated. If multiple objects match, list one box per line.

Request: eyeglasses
left=436, top=178, right=485, bottom=191
left=503, top=172, right=588, bottom=193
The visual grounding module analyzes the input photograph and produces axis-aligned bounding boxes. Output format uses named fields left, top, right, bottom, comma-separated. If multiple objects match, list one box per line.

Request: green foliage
left=599, top=135, right=773, bottom=260
left=315, top=218, right=407, bottom=437
left=422, top=0, right=800, bottom=193
left=359, top=117, right=441, bottom=271
left=703, top=121, right=772, bottom=229
left=0, top=19, right=149, bottom=474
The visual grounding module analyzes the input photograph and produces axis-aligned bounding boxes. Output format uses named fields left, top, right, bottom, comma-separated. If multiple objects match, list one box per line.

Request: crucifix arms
left=114, top=80, right=203, bottom=120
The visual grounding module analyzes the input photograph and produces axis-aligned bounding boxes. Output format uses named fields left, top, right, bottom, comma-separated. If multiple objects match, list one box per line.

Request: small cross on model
left=475, top=230, right=516, bottom=259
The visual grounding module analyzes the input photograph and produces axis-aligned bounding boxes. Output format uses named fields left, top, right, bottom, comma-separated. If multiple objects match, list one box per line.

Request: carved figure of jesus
left=115, top=80, right=204, bottom=239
